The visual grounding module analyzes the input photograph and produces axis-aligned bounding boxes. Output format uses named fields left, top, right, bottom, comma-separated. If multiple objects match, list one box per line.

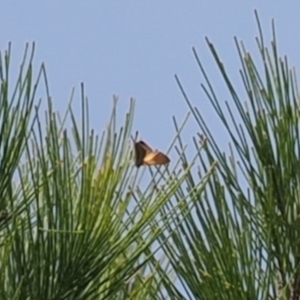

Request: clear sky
left=1, top=2, right=299, bottom=297
left=1, top=2, right=299, bottom=157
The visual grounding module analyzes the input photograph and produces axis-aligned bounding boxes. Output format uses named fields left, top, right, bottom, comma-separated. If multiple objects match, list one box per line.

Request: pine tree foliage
left=164, top=12, right=300, bottom=299
left=0, top=44, right=214, bottom=299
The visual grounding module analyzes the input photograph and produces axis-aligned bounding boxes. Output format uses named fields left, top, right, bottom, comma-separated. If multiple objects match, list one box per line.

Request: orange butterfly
left=133, top=139, right=170, bottom=167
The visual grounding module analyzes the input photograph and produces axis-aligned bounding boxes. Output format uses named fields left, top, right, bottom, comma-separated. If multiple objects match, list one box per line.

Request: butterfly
left=133, top=139, right=170, bottom=167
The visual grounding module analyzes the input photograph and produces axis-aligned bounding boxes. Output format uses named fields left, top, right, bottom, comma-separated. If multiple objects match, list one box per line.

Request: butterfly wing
left=134, top=139, right=170, bottom=167
left=137, top=141, right=153, bottom=154
left=143, top=151, right=170, bottom=166
left=134, top=141, right=153, bottom=167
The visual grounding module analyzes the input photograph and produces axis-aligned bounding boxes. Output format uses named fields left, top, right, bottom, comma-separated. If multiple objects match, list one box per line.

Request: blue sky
left=1, top=2, right=299, bottom=158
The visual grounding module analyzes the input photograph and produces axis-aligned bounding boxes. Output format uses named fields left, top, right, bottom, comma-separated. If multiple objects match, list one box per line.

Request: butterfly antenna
left=131, top=131, right=139, bottom=143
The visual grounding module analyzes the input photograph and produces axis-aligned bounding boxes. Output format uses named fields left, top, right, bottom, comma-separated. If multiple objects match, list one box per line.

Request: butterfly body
left=134, top=140, right=170, bottom=167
